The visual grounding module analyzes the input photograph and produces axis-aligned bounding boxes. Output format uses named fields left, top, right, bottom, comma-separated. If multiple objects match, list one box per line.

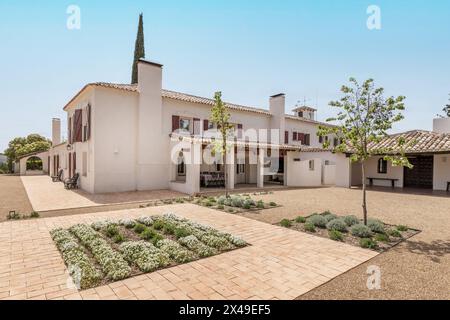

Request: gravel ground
left=241, top=187, right=450, bottom=300
left=0, top=174, right=33, bottom=220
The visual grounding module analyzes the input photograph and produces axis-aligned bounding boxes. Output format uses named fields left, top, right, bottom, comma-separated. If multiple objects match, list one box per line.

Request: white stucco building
left=39, top=59, right=339, bottom=195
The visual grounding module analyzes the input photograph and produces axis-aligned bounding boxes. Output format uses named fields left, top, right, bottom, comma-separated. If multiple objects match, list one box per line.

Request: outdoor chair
left=51, top=169, right=63, bottom=182
left=64, top=173, right=79, bottom=190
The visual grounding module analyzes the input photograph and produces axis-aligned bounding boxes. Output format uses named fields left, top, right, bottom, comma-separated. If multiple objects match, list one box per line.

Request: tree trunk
left=361, top=161, right=368, bottom=225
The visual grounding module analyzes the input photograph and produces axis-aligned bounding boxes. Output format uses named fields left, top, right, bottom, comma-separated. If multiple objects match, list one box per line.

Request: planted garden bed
left=278, top=211, right=419, bottom=252
left=51, top=214, right=248, bottom=290
left=192, top=194, right=280, bottom=214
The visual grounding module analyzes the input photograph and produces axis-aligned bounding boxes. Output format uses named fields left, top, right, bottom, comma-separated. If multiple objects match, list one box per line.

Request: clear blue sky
left=1, top=0, right=449, bottom=151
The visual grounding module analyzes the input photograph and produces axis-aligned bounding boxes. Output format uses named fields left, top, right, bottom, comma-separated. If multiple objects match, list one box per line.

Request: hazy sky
left=1, top=0, right=449, bottom=151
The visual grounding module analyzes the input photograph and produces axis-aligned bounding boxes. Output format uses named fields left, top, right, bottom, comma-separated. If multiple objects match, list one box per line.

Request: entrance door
left=403, top=156, right=433, bottom=188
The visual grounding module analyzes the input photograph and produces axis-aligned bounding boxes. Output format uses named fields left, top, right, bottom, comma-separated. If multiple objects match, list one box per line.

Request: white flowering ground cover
left=51, top=213, right=248, bottom=290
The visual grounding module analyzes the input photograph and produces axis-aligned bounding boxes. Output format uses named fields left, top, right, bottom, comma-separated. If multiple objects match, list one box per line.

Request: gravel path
left=0, top=175, right=33, bottom=220
left=240, top=187, right=450, bottom=300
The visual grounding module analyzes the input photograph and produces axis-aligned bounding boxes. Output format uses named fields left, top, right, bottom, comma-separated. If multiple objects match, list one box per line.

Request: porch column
left=226, top=146, right=235, bottom=190
left=283, top=153, right=288, bottom=186
left=257, top=148, right=265, bottom=188
left=187, top=142, right=201, bottom=194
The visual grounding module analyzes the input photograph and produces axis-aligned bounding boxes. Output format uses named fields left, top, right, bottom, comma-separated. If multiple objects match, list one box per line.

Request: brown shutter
left=74, top=109, right=83, bottom=142
left=305, top=134, right=310, bottom=146
left=203, top=119, right=209, bottom=131
left=172, top=115, right=180, bottom=132
left=319, top=135, right=323, bottom=143
left=193, top=118, right=200, bottom=135
left=68, top=117, right=72, bottom=144
left=298, top=133, right=305, bottom=144
left=284, top=131, right=289, bottom=144
left=237, top=124, right=243, bottom=139
left=87, top=104, right=91, bottom=140
left=293, top=132, right=297, bottom=141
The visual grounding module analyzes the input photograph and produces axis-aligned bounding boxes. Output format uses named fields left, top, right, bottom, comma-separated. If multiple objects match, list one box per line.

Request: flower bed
left=278, top=211, right=420, bottom=252
left=192, top=194, right=280, bottom=214
left=51, top=214, right=248, bottom=290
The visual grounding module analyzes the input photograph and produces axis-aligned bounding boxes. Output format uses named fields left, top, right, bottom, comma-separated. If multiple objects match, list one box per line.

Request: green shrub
left=388, top=229, right=402, bottom=238
left=156, top=239, right=195, bottom=263
left=136, top=216, right=153, bottom=226
left=6, top=211, right=21, bottom=220
left=217, top=196, right=227, bottom=205
left=119, top=218, right=136, bottom=229
left=351, top=224, right=373, bottom=238
left=112, top=234, right=125, bottom=243
left=397, top=225, right=408, bottom=232
left=280, top=219, right=292, bottom=228
left=174, top=227, right=191, bottom=239
left=119, top=241, right=170, bottom=273
left=231, top=196, right=243, bottom=208
left=374, top=233, right=390, bottom=243
left=178, top=235, right=217, bottom=258
left=367, top=219, right=385, bottom=234
left=162, top=223, right=176, bottom=235
left=243, top=199, right=255, bottom=207
left=30, top=211, right=40, bottom=218
left=227, top=208, right=235, bottom=213
left=304, top=222, right=316, bottom=232
left=217, top=204, right=224, bottom=210
left=295, top=216, right=306, bottom=223
left=256, top=200, right=265, bottom=209
left=133, top=223, right=146, bottom=234
left=105, top=224, right=119, bottom=237
left=343, top=215, right=359, bottom=226
left=326, top=219, right=348, bottom=232
left=243, top=203, right=251, bottom=210
left=322, top=212, right=338, bottom=222
left=328, top=230, right=344, bottom=241
left=359, top=238, right=378, bottom=249
left=269, top=202, right=277, bottom=207
left=152, top=220, right=164, bottom=230
left=140, top=228, right=155, bottom=240
left=175, top=198, right=184, bottom=203
left=204, top=201, right=213, bottom=207
left=306, top=214, right=328, bottom=228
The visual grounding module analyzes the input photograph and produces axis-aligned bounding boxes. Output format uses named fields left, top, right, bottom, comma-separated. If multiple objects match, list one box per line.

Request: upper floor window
left=377, top=158, right=388, bottom=174
left=179, top=118, right=191, bottom=132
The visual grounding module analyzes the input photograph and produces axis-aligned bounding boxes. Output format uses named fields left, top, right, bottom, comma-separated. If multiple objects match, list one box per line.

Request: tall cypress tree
left=131, top=13, right=145, bottom=84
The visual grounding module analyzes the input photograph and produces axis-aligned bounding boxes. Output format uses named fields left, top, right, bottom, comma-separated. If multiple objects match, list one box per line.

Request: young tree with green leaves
left=442, top=94, right=450, bottom=117
left=131, top=13, right=145, bottom=84
left=210, top=92, right=234, bottom=197
left=318, top=78, right=413, bottom=225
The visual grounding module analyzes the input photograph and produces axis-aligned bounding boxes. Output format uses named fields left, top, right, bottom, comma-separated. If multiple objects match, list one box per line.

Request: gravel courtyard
left=245, top=187, right=450, bottom=300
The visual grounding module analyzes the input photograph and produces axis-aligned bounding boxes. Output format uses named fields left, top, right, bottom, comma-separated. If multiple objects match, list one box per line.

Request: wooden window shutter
left=203, top=119, right=209, bottom=131
left=172, top=115, right=180, bottom=132
left=293, top=132, right=297, bottom=141
left=284, top=131, right=289, bottom=144
left=319, top=135, right=323, bottom=143
left=193, top=118, right=200, bottom=135
left=305, top=134, right=310, bottom=146
left=298, top=133, right=305, bottom=144
left=68, top=117, right=72, bottom=144
left=74, top=109, right=83, bottom=142
left=237, top=124, right=243, bottom=139
left=87, top=104, right=91, bottom=140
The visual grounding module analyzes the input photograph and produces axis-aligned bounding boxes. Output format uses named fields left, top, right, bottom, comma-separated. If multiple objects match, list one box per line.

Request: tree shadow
left=403, top=239, right=450, bottom=263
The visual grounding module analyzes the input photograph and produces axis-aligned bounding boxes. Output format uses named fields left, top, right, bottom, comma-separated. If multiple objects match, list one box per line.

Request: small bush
left=304, top=222, right=316, bottom=232
left=30, top=211, right=40, bottom=218
left=359, top=238, right=378, bottom=249
left=329, top=230, right=344, bottom=241
left=343, top=215, right=359, bottom=226
left=326, top=219, right=348, bottom=232
left=105, top=224, right=119, bottom=238
left=367, top=219, right=385, bottom=234
left=119, top=219, right=136, bottom=229
left=322, top=212, right=338, bottom=222
left=269, top=202, right=277, bottom=207
left=243, top=203, right=251, bottom=210
left=217, top=205, right=224, bottom=210
left=256, top=200, right=265, bottom=209
left=374, top=233, right=390, bottom=243
left=112, top=234, right=125, bottom=243
left=280, top=219, right=292, bottom=228
left=133, top=223, right=146, bottom=234
left=388, top=229, right=402, bottom=238
left=231, top=196, right=243, bottom=208
left=243, top=199, right=255, bottom=207
left=306, top=214, right=328, bottom=228
left=397, top=225, right=408, bottom=232
left=295, top=216, right=306, bottom=223
left=6, top=211, right=21, bottom=220
left=140, top=228, right=155, bottom=240
left=152, top=220, right=164, bottom=230
left=136, top=216, right=153, bottom=226
left=174, top=227, right=191, bottom=239
left=217, top=196, right=227, bottom=205
left=351, top=224, right=373, bottom=238
left=175, top=198, right=184, bottom=203
left=227, top=208, right=235, bottom=213
left=204, top=201, right=213, bottom=207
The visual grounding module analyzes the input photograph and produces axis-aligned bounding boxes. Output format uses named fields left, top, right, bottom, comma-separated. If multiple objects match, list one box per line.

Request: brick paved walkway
left=0, top=204, right=377, bottom=300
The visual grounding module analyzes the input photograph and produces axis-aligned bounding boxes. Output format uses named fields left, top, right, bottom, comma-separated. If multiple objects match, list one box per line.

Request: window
left=236, top=164, right=245, bottom=174
left=179, top=118, right=191, bottom=132
left=319, top=135, right=323, bottom=143
left=309, top=160, right=315, bottom=171
left=304, top=134, right=310, bottom=146
left=216, top=163, right=222, bottom=172
left=333, top=138, right=339, bottom=147
left=293, top=132, right=298, bottom=141
left=377, top=158, right=388, bottom=174
left=177, top=153, right=186, bottom=176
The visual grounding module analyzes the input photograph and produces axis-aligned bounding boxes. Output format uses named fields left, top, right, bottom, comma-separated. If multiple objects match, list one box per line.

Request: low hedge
left=119, top=241, right=170, bottom=272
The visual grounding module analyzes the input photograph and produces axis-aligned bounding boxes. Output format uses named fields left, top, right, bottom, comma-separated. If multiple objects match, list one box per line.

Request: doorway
left=403, top=156, right=433, bottom=189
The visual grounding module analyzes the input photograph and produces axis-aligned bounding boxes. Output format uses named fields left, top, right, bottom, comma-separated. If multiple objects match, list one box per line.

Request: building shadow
left=403, top=239, right=450, bottom=263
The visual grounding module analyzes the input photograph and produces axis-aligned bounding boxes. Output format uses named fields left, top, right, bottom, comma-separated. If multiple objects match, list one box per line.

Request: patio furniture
left=51, top=169, right=63, bottom=182
left=64, top=173, right=79, bottom=190
left=367, top=177, right=399, bottom=188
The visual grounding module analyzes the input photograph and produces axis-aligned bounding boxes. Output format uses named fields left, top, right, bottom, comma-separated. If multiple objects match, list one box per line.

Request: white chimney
left=52, top=118, right=61, bottom=146
left=433, top=117, right=450, bottom=134
left=269, top=94, right=286, bottom=144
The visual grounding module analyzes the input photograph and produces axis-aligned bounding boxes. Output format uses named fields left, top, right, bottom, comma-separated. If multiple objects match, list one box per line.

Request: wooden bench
left=51, top=169, right=63, bottom=182
left=367, top=177, right=399, bottom=188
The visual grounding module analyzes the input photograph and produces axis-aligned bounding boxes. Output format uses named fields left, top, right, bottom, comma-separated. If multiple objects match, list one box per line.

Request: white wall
left=285, top=152, right=322, bottom=187
left=323, top=164, right=336, bottom=185
left=364, top=157, right=404, bottom=188
left=19, top=151, right=49, bottom=176
left=433, top=154, right=450, bottom=190
left=335, top=153, right=351, bottom=188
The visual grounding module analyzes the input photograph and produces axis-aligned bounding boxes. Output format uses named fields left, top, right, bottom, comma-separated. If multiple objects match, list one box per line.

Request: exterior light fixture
left=66, top=144, right=73, bottom=151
